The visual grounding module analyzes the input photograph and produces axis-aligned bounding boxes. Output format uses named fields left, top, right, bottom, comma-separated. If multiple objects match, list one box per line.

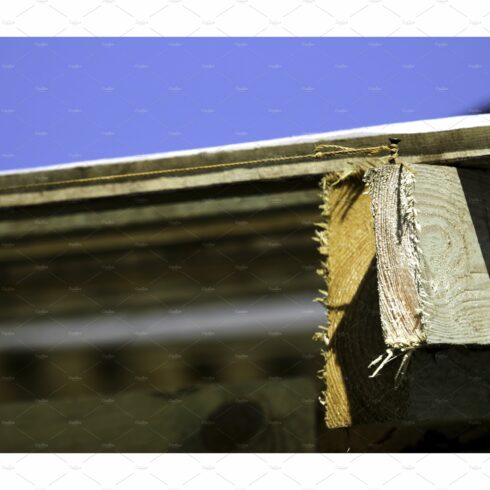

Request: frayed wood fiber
left=366, top=163, right=490, bottom=347
left=314, top=166, right=408, bottom=428
left=364, top=165, right=427, bottom=350
left=315, top=161, right=490, bottom=429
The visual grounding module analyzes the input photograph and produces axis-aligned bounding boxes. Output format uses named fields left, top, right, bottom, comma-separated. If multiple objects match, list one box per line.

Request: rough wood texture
left=318, top=175, right=407, bottom=428
left=418, top=166, right=490, bottom=344
left=1, top=119, right=490, bottom=436
left=367, top=164, right=490, bottom=346
left=319, top=172, right=490, bottom=429
left=365, top=165, right=426, bottom=349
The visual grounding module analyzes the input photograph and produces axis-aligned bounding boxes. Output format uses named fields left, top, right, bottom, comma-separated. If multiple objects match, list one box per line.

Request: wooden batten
left=1, top=118, right=490, bottom=209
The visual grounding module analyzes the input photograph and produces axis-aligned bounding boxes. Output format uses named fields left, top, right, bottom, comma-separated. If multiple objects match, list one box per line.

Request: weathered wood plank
left=418, top=166, right=490, bottom=344
left=366, top=164, right=490, bottom=347
left=317, top=174, right=407, bottom=428
left=1, top=123, right=490, bottom=208
left=364, top=165, right=426, bottom=349
left=0, top=189, right=318, bottom=240
left=0, top=207, right=319, bottom=262
left=319, top=171, right=490, bottom=429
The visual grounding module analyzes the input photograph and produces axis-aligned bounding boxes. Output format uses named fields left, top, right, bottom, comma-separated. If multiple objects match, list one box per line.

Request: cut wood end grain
left=315, top=170, right=408, bottom=428
left=316, top=160, right=490, bottom=429
left=366, top=163, right=490, bottom=348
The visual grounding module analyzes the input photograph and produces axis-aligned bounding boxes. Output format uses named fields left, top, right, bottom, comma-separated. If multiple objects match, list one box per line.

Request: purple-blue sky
left=1, top=37, right=489, bottom=171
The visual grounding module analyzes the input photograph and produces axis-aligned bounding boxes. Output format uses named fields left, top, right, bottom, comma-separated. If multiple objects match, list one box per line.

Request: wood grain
left=320, top=170, right=490, bottom=429
left=365, top=165, right=425, bottom=348
left=416, top=165, right=490, bottom=344
left=319, top=175, right=407, bottom=428
left=367, top=164, right=490, bottom=346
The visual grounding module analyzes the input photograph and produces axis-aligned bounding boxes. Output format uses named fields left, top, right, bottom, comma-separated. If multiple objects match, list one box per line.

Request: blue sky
left=1, top=37, right=489, bottom=170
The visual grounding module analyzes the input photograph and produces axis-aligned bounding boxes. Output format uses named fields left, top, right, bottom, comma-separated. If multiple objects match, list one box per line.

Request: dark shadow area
left=457, top=167, right=490, bottom=274
left=328, top=256, right=409, bottom=426
left=325, top=252, right=490, bottom=451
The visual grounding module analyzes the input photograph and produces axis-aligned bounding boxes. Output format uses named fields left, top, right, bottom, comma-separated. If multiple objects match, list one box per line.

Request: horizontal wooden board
left=0, top=189, right=319, bottom=240
left=1, top=124, right=490, bottom=208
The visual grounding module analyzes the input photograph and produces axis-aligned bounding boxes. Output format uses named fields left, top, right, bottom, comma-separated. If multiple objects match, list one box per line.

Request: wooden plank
left=1, top=124, right=490, bottom=208
left=0, top=377, right=317, bottom=452
left=0, top=189, right=318, bottom=240
left=317, top=174, right=407, bottom=428
left=319, top=171, right=490, bottom=429
left=366, top=164, right=490, bottom=346
left=0, top=207, right=320, bottom=262
left=364, top=165, right=425, bottom=349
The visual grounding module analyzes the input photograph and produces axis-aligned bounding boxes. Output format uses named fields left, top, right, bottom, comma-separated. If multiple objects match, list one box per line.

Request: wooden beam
left=1, top=124, right=490, bottom=208
left=366, top=164, right=490, bottom=347
left=319, top=170, right=490, bottom=429
left=317, top=174, right=407, bottom=428
left=0, top=189, right=318, bottom=240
